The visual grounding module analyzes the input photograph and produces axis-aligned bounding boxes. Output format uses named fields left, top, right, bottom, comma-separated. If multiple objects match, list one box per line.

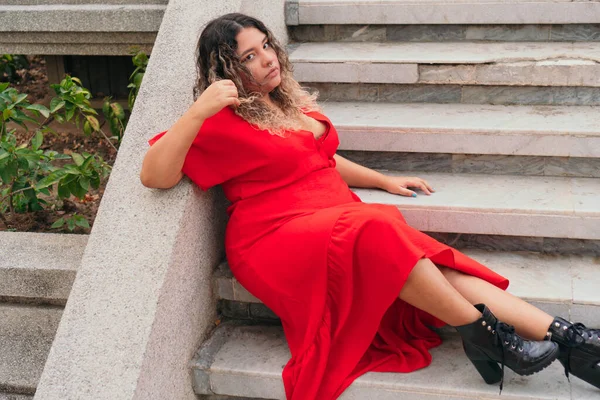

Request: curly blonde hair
left=195, top=13, right=321, bottom=137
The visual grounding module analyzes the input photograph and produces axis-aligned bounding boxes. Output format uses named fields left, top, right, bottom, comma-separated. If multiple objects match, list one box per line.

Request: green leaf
left=25, top=104, right=50, bottom=119
left=85, top=115, right=100, bottom=131
left=65, top=105, right=76, bottom=121
left=71, top=177, right=87, bottom=199
left=3, top=108, right=15, bottom=120
left=39, top=187, right=51, bottom=196
left=81, top=154, right=94, bottom=170
left=31, top=131, right=43, bottom=151
left=68, top=178, right=82, bottom=199
left=75, top=217, right=90, bottom=229
left=110, top=102, right=125, bottom=119
left=90, top=172, right=100, bottom=189
left=79, top=104, right=97, bottom=114
left=0, top=159, right=18, bottom=184
left=71, top=152, right=84, bottom=167
left=57, top=181, right=70, bottom=198
left=83, top=120, right=92, bottom=136
left=0, top=82, right=9, bottom=92
left=67, top=218, right=76, bottom=231
left=79, top=176, right=90, bottom=191
left=102, top=99, right=111, bottom=116
left=51, top=218, right=65, bottom=229
left=49, top=98, right=65, bottom=113
left=133, top=72, right=144, bottom=87
left=13, top=93, right=28, bottom=105
left=34, top=170, right=68, bottom=190
left=71, top=77, right=83, bottom=86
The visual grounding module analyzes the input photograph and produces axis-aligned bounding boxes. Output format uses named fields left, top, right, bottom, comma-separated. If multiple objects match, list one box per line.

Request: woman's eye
left=245, top=54, right=255, bottom=61
left=264, top=42, right=270, bottom=49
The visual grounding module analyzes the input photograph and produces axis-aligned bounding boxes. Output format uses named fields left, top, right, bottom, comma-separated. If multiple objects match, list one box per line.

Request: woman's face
left=235, top=27, right=281, bottom=95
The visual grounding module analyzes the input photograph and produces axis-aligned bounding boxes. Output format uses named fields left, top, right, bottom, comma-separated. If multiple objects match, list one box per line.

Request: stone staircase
left=0, top=233, right=87, bottom=399
left=190, top=1, right=600, bottom=399
left=2, top=0, right=600, bottom=399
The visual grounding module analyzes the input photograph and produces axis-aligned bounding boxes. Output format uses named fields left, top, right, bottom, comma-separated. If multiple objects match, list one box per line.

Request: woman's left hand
left=378, top=175, right=434, bottom=197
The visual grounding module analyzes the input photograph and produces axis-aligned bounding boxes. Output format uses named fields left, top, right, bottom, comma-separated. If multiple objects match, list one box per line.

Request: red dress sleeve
left=147, top=107, right=260, bottom=191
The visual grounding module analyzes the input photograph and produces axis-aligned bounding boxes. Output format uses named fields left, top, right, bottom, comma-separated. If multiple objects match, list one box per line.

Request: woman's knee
left=437, top=264, right=464, bottom=281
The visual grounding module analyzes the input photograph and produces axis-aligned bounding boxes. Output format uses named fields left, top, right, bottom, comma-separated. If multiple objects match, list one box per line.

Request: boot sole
left=559, top=351, right=600, bottom=390
left=464, top=343, right=560, bottom=384
left=512, top=344, right=560, bottom=376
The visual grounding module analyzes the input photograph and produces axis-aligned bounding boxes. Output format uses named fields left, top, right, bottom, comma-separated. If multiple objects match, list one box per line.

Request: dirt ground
left=1, top=55, right=119, bottom=234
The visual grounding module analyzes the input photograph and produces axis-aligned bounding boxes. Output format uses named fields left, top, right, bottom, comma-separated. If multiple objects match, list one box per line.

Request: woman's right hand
left=191, top=80, right=241, bottom=120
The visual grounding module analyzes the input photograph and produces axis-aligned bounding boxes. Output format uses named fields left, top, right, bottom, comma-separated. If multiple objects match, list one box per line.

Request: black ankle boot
left=455, top=304, right=559, bottom=391
left=547, top=317, right=600, bottom=390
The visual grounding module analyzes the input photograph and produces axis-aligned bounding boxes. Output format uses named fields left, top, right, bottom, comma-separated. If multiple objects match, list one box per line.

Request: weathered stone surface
left=420, top=60, right=600, bottom=87
left=310, top=83, right=600, bottom=107
left=0, top=233, right=86, bottom=304
left=0, top=394, right=33, bottom=400
left=322, top=102, right=600, bottom=158
left=0, top=32, right=156, bottom=55
left=461, top=86, right=600, bottom=106
left=194, top=324, right=571, bottom=399
left=33, top=1, right=288, bottom=400
left=0, top=305, right=62, bottom=396
left=291, top=24, right=600, bottom=43
left=296, top=0, right=600, bottom=25
left=354, top=171, right=600, bottom=239
left=0, top=5, right=166, bottom=32
left=3, top=0, right=167, bottom=4
left=293, top=62, right=418, bottom=83
left=214, top=252, right=600, bottom=325
left=292, top=42, right=600, bottom=87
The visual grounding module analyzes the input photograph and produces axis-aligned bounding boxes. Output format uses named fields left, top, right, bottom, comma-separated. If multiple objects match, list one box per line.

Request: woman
left=140, top=13, right=600, bottom=400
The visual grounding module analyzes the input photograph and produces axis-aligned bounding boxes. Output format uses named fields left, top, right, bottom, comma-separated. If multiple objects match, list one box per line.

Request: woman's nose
left=263, top=52, right=276, bottom=66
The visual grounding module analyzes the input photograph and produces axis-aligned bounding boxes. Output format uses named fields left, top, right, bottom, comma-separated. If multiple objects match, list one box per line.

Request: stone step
left=337, top=150, right=600, bottom=179
left=3, top=0, right=167, bottom=4
left=290, top=23, right=600, bottom=43
left=0, top=4, right=164, bottom=54
left=0, top=232, right=87, bottom=305
left=191, top=323, right=598, bottom=399
left=359, top=172, right=599, bottom=240
left=0, top=304, right=62, bottom=396
left=287, top=0, right=600, bottom=25
left=215, top=250, right=600, bottom=327
left=320, top=102, right=600, bottom=158
left=310, top=82, right=600, bottom=108
left=290, top=42, right=600, bottom=87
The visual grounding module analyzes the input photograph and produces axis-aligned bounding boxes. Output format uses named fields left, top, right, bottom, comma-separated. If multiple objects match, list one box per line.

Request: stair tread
left=320, top=102, right=600, bottom=157
left=290, top=41, right=600, bottom=64
left=0, top=232, right=87, bottom=302
left=215, top=250, right=600, bottom=326
left=292, top=0, right=600, bottom=25
left=354, top=171, right=598, bottom=239
left=193, top=323, right=598, bottom=399
left=0, top=304, right=62, bottom=394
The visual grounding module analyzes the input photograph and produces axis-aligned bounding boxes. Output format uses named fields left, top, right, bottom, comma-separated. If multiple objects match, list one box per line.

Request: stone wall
left=34, top=1, right=287, bottom=399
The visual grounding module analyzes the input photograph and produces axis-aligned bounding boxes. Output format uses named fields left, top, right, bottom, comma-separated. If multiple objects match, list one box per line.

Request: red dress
left=149, top=106, right=509, bottom=400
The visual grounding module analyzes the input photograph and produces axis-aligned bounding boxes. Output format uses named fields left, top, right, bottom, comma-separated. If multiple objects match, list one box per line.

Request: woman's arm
left=140, top=80, right=240, bottom=189
left=140, top=109, right=205, bottom=189
left=333, top=154, right=434, bottom=197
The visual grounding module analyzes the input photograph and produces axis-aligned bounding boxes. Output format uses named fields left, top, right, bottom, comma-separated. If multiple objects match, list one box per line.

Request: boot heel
left=463, top=343, right=502, bottom=384
left=469, top=359, right=502, bottom=384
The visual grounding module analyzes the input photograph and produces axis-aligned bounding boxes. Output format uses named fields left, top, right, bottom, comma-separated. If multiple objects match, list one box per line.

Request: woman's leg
left=438, top=266, right=553, bottom=340
left=398, top=258, right=482, bottom=326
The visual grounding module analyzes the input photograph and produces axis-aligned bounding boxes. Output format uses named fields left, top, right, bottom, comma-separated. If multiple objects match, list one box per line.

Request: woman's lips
left=265, top=67, right=279, bottom=80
